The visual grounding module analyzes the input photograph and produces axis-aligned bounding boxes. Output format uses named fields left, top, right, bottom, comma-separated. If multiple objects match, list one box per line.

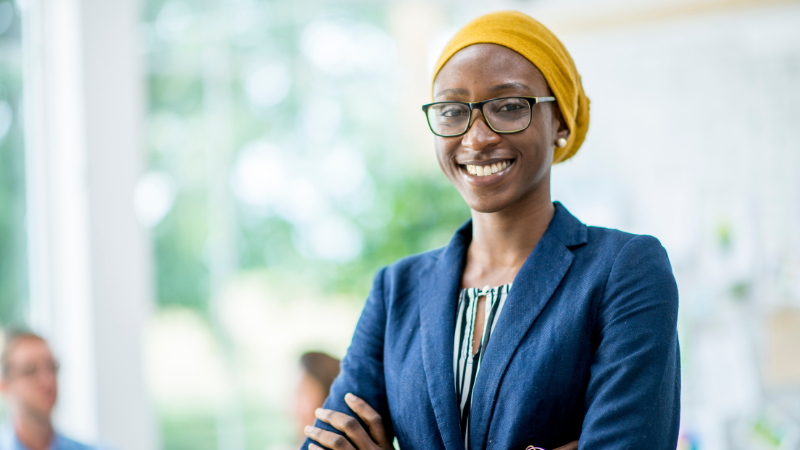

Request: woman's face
left=432, top=44, right=569, bottom=213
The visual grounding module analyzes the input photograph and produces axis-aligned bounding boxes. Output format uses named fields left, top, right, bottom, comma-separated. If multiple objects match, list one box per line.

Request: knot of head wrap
left=432, top=10, right=590, bottom=164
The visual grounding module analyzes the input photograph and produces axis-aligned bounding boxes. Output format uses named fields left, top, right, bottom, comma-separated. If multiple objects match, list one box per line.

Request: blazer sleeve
left=301, top=267, right=393, bottom=450
left=580, top=235, right=681, bottom=449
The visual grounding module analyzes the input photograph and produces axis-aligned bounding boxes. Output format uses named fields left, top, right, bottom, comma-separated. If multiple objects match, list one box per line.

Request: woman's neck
left=462, top=188, right=555, bottom=288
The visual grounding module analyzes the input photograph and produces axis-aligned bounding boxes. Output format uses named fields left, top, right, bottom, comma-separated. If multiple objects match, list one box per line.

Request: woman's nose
left=461, top=112, right=501, bottom=151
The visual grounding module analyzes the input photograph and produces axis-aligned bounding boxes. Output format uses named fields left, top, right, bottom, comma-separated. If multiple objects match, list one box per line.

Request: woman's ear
left=552, top=104, right=570, bottom=143
left=551, top=103, right=569, bottom=147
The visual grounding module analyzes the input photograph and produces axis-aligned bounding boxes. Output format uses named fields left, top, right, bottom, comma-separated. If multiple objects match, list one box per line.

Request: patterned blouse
left=453, top=283, right=513, bottom=448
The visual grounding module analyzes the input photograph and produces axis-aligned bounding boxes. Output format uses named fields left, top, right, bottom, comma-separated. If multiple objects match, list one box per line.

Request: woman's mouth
left=464, top=160, right=512, bottom=177
left=459, top=159, right=514, bottom=184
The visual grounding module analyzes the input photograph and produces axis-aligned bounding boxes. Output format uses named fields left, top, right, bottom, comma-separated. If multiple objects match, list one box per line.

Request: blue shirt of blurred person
left=1, top=423, right=100, bottom=450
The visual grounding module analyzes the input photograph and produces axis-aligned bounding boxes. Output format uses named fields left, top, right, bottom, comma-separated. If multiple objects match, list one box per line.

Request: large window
left=141, top=1, right=467, bottom=448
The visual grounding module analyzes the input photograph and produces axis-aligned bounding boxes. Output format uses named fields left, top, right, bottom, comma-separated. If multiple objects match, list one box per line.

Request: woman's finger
left=314, top=408, right=374, bottom=449
left=554, top=440, right=579, bottom=450
left=304, top=425, right=356, bottom=450
left=344, top=393, right=392, bottom=449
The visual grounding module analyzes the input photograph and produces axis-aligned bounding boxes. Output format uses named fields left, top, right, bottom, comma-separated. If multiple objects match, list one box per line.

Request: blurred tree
left=142, top=1, right=468, bottom=448
left=144, top=0, right=468, bottom=313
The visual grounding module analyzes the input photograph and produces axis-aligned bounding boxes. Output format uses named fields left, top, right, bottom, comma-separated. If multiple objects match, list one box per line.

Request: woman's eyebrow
left=434, top=87, right=470, bottom=99
left=434, top=82, right=536, bottom=99
left=488, top=82, right=534, bottom=94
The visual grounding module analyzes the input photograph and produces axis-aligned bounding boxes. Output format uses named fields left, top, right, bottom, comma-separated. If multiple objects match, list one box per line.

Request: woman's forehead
left=433, top=43, right=549, bottom=100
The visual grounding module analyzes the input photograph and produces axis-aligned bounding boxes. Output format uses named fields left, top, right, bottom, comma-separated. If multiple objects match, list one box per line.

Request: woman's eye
left=441, top=108, right=466, bottom=117
left=499, top=102, right=525, bottom=111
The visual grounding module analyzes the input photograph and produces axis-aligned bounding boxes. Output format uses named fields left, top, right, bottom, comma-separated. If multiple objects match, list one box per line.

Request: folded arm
left=301, top=268, right=393, bottom=450
left=580, top=235, right=681, bottom=449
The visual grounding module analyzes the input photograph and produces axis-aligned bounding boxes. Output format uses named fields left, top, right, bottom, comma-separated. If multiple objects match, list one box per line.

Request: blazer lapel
left=420, top=221, right=471, bottom=450
left=468, top=203, right=585, bottom=450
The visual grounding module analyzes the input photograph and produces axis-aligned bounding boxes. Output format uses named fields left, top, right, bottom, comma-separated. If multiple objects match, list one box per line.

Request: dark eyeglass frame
left=421, top=96, right=557, bottom=137
left=8, top=360, right=61, bottom=380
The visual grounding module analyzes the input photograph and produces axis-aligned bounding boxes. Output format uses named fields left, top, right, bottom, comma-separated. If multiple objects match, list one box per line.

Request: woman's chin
left=465, top=196, right=517, bottom=214
left=462, top=183, right=547, bottom=215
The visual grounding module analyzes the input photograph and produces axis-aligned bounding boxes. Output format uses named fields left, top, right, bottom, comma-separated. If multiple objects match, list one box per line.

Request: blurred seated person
left=0, top=330, right=99, bottom=450
left=293, top=352, right=340, bottom=443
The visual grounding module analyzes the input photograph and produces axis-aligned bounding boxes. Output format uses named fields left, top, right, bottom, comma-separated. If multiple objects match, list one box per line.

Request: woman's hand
left=303, top=393, right=577, bottom=450
left=529, top=440, right=578, bottom=450
left=304, top=393, right=393, bottom=450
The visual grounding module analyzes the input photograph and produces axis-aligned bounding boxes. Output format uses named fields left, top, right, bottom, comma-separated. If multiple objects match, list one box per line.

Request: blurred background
left=0, top=0, right=799, bottom=449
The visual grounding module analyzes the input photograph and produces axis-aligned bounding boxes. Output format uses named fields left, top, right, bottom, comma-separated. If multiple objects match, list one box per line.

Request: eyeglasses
left=10, top=361, right=60, bottom=380
left=421, top=96, right=556, bottom=137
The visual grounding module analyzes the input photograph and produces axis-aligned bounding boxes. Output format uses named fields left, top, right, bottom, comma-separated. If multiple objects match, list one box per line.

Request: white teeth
left=465, top=160, right=512, bottom=177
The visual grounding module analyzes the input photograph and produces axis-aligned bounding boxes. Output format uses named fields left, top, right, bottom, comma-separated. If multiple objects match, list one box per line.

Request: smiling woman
left=302, top=10, right=679, bottom=450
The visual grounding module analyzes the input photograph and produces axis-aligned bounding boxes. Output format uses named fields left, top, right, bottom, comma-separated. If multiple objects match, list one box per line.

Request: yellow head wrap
left=432, top=11, right=590, bottom=163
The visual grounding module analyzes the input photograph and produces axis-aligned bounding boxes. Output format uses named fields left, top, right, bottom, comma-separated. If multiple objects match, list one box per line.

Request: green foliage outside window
left=0, top=2, right=27, bottom=329
left=143, top=1, right=468, bottom=448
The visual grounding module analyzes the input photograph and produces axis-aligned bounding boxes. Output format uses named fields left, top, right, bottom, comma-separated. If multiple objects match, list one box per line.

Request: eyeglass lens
left=17, top=361, right=60, bottom=379
left=426, top=98, right=532, bottom=136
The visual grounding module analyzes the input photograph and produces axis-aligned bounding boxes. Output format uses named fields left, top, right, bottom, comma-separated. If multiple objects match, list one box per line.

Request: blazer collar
left=419, top=202, right=587, bottom=450
left=469, top=202, right=586, bottom=449
left=420, top=219, right=471, bottom=450
left=546, top=201, right=588, bottom=248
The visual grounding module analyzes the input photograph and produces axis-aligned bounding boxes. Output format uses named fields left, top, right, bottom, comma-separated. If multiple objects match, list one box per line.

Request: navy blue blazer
left=303, top=202, right=680, bottom=450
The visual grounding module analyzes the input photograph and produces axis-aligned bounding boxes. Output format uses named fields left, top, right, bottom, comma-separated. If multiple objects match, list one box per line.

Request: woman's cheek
left=434, top=143, right=456, bottom=176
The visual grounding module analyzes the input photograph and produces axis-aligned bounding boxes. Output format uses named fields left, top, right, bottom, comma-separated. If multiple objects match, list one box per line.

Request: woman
left=302, top=10, right=680, bottom=450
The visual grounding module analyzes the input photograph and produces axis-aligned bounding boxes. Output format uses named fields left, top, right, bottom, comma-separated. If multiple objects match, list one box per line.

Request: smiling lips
left=464, top=160, right=512, bottom=177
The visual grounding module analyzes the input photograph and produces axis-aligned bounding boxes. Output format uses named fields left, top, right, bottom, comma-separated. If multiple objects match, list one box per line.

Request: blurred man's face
left=0, top=338, right=59, bottom=421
